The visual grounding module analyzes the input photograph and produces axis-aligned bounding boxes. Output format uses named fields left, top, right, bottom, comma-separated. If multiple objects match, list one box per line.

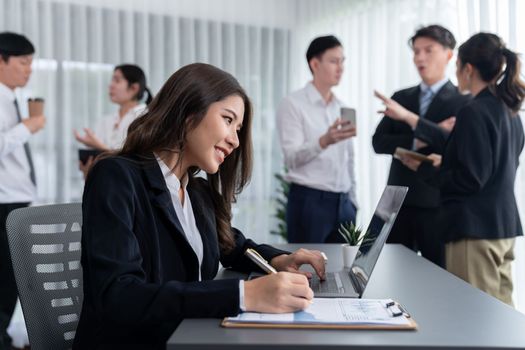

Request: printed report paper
left=226, top=298, right=411, bottom=326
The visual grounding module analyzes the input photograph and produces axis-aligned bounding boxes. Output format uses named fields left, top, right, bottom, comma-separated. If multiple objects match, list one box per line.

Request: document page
left=226, top=298, right=411, bottom=326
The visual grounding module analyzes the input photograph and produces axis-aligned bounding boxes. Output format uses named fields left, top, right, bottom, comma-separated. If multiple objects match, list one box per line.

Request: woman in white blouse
left=74, top=64, right=151, bottom=176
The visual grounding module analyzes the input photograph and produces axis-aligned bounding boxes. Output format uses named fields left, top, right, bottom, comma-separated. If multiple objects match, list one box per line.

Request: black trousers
left=0, top=203, right=28, bottom=350
left=386, top=205, right=445, bottom=268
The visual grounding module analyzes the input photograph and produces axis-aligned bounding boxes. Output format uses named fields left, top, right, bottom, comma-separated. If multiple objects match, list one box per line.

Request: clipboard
left=222, top=298, right=417, bottom=330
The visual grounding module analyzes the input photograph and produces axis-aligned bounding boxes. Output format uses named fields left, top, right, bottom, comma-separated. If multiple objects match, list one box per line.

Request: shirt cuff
left=315, top=138, right=324, bottom=152
left=239, top=280, right=246, bottom=312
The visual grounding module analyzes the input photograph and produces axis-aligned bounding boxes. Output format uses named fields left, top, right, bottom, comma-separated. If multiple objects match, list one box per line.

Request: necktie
left=419, top=87, right=433, bottom=117
left=13, top=99, right=36, bottom=185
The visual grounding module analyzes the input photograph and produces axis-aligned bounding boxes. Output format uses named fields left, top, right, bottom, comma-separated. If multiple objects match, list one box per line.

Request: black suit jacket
left=73, top=155, right=288, bottom=349
left=372, top=81, right=470, bottom=207
left=419, top=88, right=524, bottom=242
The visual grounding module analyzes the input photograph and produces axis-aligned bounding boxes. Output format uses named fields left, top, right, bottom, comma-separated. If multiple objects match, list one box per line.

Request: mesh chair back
left=6, top=203, right=83, bottom=350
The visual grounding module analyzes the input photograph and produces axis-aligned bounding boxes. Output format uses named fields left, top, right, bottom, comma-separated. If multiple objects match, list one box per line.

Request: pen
left=321, top=252, right=328, bottom=263
left=244, top=248, right=277, bottom=274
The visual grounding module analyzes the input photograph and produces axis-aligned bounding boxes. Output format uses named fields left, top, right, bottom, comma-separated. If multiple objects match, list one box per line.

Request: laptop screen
left=350, top=185, right=408, bottom=295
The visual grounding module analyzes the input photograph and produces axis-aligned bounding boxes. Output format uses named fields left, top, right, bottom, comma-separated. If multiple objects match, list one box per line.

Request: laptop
left=310, top=185, right=408, bottom=298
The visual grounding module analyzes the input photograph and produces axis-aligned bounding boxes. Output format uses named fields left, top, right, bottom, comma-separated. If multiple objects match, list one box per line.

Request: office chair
left=6, top=203, right=83, bottom=350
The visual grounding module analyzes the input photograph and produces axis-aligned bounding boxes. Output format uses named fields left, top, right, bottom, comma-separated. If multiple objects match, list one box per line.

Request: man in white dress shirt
left=276, top=35, right=357, bottom=243
left=0, top=32, right=45, bottom=350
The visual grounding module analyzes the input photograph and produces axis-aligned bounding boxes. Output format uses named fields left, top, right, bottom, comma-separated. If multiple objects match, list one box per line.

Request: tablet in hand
left=394, top=147, right=433, bottom=163
left=78, top=149, right=102, bottom=165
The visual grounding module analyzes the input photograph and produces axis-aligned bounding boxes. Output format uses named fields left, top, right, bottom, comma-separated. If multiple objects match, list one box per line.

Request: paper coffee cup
left=27, top=98, right=44, bottom=117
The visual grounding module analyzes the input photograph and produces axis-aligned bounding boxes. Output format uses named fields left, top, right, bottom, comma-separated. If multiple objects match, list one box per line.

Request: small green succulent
left=338, top=221, right=365, bottom=246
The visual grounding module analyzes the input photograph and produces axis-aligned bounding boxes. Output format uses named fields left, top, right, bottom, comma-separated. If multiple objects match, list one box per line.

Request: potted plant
left=338, top=221, right=364, bottom=267
left=270, top=172, right=289, bottom=241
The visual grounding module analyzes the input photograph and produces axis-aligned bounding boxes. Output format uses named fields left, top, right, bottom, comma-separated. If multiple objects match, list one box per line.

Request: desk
left=168, top=244, right=525, bottom=349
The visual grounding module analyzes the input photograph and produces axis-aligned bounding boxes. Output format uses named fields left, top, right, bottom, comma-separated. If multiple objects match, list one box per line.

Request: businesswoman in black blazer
left=73, top=63, right=326, bottom=349
left=400, top=33, right=525, bottom=306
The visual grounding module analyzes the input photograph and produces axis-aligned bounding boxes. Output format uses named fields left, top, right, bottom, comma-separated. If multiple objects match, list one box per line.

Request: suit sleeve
left=220, top=228, right=290, bottom=274
left=81, top=159, right=241, bottom=326
left=413, top=94, right=469, bottom=153
left=419, top=105, right=494, bottom=195
left=372, top=93, right=414, bottom=154
left=189, top=177, right=290, bottom=273
left=413, top=118, right=450, bottom=153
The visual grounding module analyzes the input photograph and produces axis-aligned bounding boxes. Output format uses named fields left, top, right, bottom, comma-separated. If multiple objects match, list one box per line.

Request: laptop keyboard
left=310, top=272, right=344, bottom=293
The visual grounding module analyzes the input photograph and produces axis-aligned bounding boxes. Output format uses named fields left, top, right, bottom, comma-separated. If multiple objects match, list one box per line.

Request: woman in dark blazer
left=400, top=33, right=525, bottom=306
left=73, top=63, right=326, bottom=349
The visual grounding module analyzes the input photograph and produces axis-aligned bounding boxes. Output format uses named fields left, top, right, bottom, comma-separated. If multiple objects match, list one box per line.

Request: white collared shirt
left=276, top=82, right=357, bottom=205
left=157, top=158, right=204, bottom=280
left=0, top=82, right=36, bottom=203
left=411, top=77, right=450, bottom=149
left=94, top=104, right=146, bottom=149
left=156, top=158, right=245, bottom=310
left=419, top=77, right=449, bottom=99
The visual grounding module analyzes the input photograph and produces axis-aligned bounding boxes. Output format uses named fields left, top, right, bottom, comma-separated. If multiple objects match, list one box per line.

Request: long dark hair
left=120, top=63, right=253, bottom=252
left=115, top=64, right=153, bottom=105
left=458, top=33, right=525, bottom=114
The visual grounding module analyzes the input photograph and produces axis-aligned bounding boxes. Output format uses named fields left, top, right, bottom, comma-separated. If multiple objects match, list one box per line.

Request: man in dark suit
left=372, top=25, right=470, bottom=267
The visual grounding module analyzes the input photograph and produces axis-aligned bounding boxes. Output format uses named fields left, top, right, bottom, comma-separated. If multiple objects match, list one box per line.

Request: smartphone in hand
left=341, top=107, right=356, bottom=126
left=78, top=149, right=102, bottom=165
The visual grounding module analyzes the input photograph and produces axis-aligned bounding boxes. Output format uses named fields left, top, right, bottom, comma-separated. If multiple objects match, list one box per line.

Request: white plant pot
left=342, top=244, right=359, bottom=268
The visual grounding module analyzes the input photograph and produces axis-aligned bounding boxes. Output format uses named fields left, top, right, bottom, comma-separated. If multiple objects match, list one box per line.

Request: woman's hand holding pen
left=244, top=272, right=313, bottom=313
left=270, top=248, right=326, bottom=280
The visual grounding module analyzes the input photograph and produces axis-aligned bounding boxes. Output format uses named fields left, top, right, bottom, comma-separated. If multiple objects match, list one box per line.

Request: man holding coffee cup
left=276, top=35, right=358, bottom=244
left=28, top=97, right=45, bottom=118
left=0, top=32, right=45, bottom=350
